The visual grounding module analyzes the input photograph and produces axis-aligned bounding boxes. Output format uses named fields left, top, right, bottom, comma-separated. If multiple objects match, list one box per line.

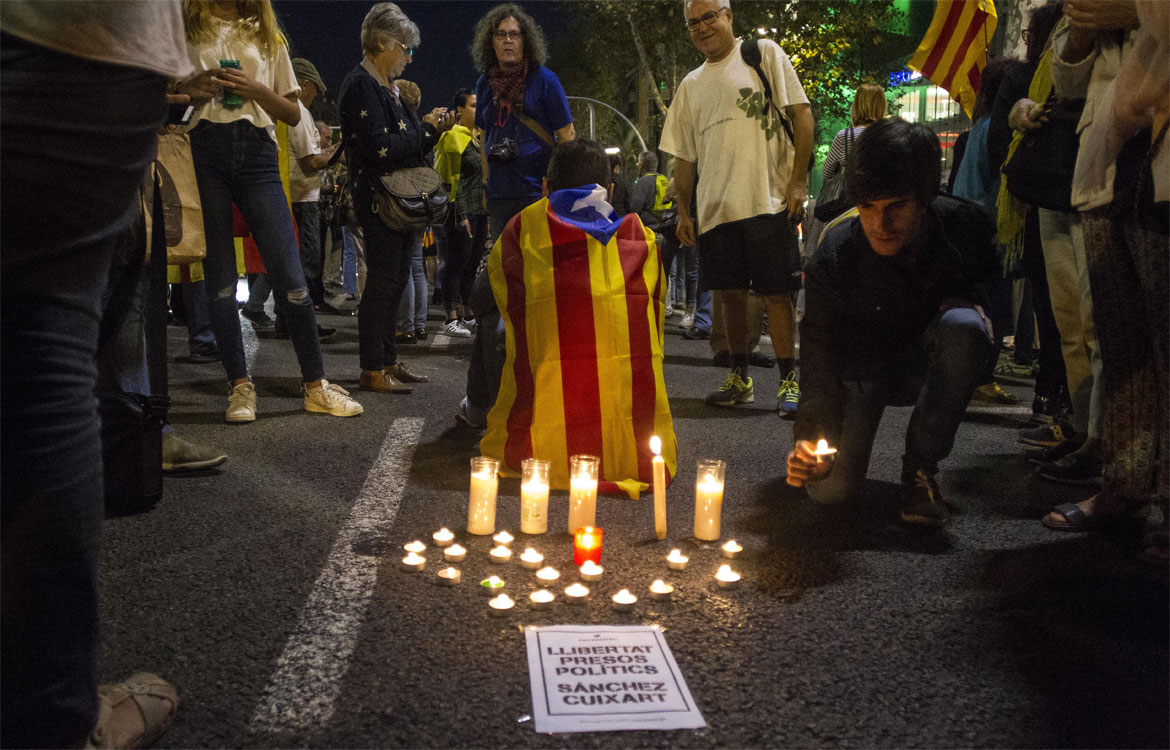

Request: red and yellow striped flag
left=908, top=0, right=998, bottom=119
left=482, top=200, right=677, bottom=499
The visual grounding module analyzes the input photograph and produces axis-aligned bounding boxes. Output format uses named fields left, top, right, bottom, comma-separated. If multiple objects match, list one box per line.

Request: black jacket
left=337, top=62, right=437, bottom=179
left=794, top=194, right=997, bottom=445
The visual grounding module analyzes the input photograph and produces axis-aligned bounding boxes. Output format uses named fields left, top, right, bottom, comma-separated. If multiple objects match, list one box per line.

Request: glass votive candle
left=432, top=528, right=455, bottom=547
left=529, top=589, right=555, bottom=610
left=611, top=588, right=637, bottom=613
left=436, top=567, right=461, bottom=586
left=721, top=540, right=743, bottom=559
left=489, top=545, right=512, bottom=564
left=694, top=459, right=726, bottom=541
left=567, top=455, right=600, bottom=534
left=564, top=583, right=590, bottom=604
left=520, top=458, right=550, bottom=535
left=467, top=457, right=500, bottom=535
left=579, top=560, right=604, bottom=582
left=666, top=549, right=689, bottom=570
left=649, top=579, right=674, bottom=601
left=443, top=543, right=467, bottom=563
left=519, top=548, right=544, bottom=570
left=480, top=575, right=506, bottom=596
left=573, top=526, right=604, bottom=566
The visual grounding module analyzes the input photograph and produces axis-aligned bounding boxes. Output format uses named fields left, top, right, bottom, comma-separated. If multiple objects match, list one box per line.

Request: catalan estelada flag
left=481, top=186, right=677, bottom=499
left=908, top=0, right=998, bottom=119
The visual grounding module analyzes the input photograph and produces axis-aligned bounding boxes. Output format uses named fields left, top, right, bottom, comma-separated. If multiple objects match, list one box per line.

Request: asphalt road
left=96, top=303, right=1169, bottom=748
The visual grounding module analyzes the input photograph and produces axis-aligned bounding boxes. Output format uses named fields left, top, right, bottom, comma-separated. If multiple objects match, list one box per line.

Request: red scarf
left=487, top=62, right=529, bottom=118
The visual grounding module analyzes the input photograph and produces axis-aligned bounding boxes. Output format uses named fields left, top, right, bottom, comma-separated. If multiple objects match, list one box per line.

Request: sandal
left=1041, top=501, right=1141, bottom=533
left=87, top=672, right=178, bottom=749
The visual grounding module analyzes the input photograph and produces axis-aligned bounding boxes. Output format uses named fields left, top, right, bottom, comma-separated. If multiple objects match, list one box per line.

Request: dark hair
left=546, top=139, right=610, bottom=193
left=471, top=3, right=548, bottom=72
left=1025, top=1, right=1064, bottom=64
left=451, top=88, right=474, bottom=111
left=608, top=153, right=622, bottom=170
left=973, top=57, right=1021, bottom=120
left=846, top=118, right=941, bottom=207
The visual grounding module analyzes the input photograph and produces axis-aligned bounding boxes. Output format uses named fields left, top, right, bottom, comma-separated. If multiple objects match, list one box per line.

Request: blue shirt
left=475, top=66, right=573, bottom=201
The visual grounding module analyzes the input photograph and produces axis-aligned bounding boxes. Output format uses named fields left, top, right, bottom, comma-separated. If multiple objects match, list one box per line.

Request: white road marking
left=248, top=416, right=425, bottom=735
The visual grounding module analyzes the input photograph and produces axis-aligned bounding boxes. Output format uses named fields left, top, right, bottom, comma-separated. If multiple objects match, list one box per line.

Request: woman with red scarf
left=471, top=3, right=575, bottom=247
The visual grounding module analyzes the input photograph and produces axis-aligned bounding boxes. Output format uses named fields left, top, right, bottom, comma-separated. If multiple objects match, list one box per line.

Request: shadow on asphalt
left=408, top=425, right=486, bottom=492
left=960, top=410, right=1031, bottom=428
left=663, top=354, right=716, bottom=368
left=670, top=397, right=779, bottom=420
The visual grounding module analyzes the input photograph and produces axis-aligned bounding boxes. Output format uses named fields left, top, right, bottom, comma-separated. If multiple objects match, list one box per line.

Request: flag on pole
left=907, top=0, right=998, bottom=119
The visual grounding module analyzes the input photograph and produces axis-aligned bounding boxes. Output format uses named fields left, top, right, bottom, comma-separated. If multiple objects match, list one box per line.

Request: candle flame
left=650, top=435, right=662, bottom=455
left=487, top=576, right=502, bottom=585
left=816, top=438, right=829, bottom=453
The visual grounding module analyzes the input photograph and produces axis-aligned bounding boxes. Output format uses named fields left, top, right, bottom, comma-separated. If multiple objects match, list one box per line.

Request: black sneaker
left=184, top=348, right=221, bottom=364
left=1036, top=452, right=1103, bottom=486
left=1028, top=394, right=1068, bottom=426
left=395, top=331, right=416, bottom=345
left=683, top=326, right=710, bottom=341
left=1019, top=421, right=1077, bottom=448
left=705, top=369, right=753, bottom=406
left=241, top=308, right=275, bottom=328
left=749, top=351, right=776, bottom=368
left=900, top=468, right=949, bottom=527
left=416, top=326, right=428, bottom=341
left=317, top=325, right=337, bottom=342
left=315, top=302, right=342, bottom=315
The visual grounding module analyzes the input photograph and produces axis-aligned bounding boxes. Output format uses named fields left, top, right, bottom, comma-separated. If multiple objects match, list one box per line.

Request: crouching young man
left=786, top=118, right=997, bottom=526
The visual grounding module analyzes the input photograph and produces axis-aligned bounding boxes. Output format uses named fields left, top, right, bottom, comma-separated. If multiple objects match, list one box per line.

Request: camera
left=487, top=137, right=517, bottom=165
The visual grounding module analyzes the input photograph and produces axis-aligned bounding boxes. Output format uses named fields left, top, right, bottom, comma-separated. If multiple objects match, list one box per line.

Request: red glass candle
left=573, top=526, right=603, bottom=566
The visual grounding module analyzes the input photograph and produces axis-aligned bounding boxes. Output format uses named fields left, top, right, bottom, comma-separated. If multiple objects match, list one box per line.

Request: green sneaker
left=706, top=369, right=754, bottom=406
left=777, top=371, right=800, bottom=419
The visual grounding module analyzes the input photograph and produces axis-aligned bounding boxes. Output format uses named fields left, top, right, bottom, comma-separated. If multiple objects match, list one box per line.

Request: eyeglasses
left=684, top=8, right=727, bottom=31
left=393, top=39, right=414, bottom=58
left=493, top=30, right=523, bottom=41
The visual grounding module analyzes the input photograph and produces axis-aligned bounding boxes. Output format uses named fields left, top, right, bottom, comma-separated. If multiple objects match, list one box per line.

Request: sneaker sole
left=225, top=413, right=256, bottom=424
left=163, top=455, right=228, bottom=472
left=1034, top=471, right=1103, bottom=487
left=707, top=394, right=754, bottom=407
left=304, top=403, right=364, bottom=417
left=1018, top=437, right=1066, bottom=448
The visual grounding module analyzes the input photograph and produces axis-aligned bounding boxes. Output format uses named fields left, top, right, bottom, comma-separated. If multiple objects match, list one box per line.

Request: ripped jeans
left=189, top=121, right=323, bottom=382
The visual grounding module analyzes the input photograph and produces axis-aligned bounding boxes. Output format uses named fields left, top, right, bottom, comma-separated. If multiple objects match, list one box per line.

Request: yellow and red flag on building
left=482, top=191, right=677, bottom=498
left=908, top=0, right=998, bottom=119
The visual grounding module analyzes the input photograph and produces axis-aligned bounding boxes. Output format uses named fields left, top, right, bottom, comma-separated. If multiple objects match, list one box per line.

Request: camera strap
left=511, top=105, right=555, bottom=147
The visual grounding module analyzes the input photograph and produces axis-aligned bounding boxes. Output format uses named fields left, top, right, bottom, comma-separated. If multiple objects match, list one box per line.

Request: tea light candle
left=666, top=549, right=689, bottom=570
left=715, top=564, right=741, bottom=589
left=650, top=436, right=667, bottom=540
left=564, top=583, right=590, bottom=604
left=649, top=579, right=674, bottom=601
left=519, top=547, right=544, bottom=570
left=436, top=567, right=461, bottom=586
left=488, top=593, right=515, bottom=616
left=813, top=438, right=838, bottom=463
left=611, top=588, right=638, bottom=613
left=432, top=528, right=455, bottom=547
left=535, top=566, right=560, bottom=583
left=721, top=539, right=743, bottom=559
left=403, top=540, right=426, bottom=554
left=443, top=543, right=467, bottom=563
left=480, top=575, right=506, bottom=595
left=529, top=589, right=555, bottom=610
left=573, top=526, right=604, bottom=566
left=401, top=552, right=426, bottom=572
left=492, top=530, right=514, bottom=547
left=579, top=560, right=604, bottom=581
left=489, top=545, right=512, bottom=564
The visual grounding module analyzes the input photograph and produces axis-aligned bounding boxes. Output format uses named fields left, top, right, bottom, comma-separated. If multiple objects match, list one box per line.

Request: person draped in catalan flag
left=472, top=139, right=677, bottom=497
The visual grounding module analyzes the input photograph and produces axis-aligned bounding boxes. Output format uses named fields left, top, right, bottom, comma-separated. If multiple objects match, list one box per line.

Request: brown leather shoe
left=386, top=362, right=428, bottom=383
left=359, top=369, right=412, bottom=394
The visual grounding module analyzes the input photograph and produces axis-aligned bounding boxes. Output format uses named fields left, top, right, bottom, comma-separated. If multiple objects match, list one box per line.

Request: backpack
left=651, top=173, right=674, bottom=213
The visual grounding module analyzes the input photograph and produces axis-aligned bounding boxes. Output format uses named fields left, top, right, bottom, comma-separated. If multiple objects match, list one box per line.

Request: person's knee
left=285, top=287, right=312, bottom=306
left=935, top=307, right=992, bottom=361
left=214, top=284, right=236, bottom=302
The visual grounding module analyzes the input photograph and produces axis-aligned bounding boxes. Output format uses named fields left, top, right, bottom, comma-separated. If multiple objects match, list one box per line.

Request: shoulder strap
left=511, top=106, right=556, bottom=147
left=740, top=38, right=794, bottom=143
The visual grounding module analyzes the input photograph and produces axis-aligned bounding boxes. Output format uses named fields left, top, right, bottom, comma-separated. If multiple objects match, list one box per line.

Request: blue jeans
left=669, top=243, right=699, bottom=308
left=396, top=232, right=427, bottom=333
left=806, top=308, right=992, bottom=505
left=692, top=289, right=713, bottom=333
left=342, top=225, right=360, bottom=297
left=292, top=201, right=322, bottom=306
left=243, top=272, right=271, bottom=316
left=0, top=34, right=168, bottom=747
left=179, top=279, right=217, bottom=355
left=189, top=121, right=323, bottom=383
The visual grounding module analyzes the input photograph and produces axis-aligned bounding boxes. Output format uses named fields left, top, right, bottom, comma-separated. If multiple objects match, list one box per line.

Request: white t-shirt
left=659, top=39, right=808, bottom=234
left=288, top=100, right=322, bottom=203
left=0, top=0, right=192, bottom=79
left=185, top=16, right=299, bottom=143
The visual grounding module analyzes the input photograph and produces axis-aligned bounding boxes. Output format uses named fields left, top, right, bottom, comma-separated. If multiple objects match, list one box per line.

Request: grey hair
left=683, top=0, right=731, bottom=15
left=361, top=2, right=420, bottom=56
left=638, top=151, right=658, bottom=173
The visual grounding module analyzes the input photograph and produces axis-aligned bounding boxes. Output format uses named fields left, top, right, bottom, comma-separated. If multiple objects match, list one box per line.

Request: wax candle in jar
left=611, top=588, right=638, bottom=612
left=529, top=589, right=555, bottom=610
left=666, top=549, right=689, bottom=570
left=492, top=530, right=514, bottom=547
left=401, top=552, right=426, bottom=572
left=649, top=579, right=674, bottom=601
left=650, top=436, right=667, bottom=540
left=567, top=455, right=600, bottom=534
left=403, top=540, right=426, bottom=554
left=535, top=566, right=560, bottom=583
left=579, top=560, right=604, bottom=581
left=488, top=593, right=515, bottom=616
left=467, top=457, right=499, bottom=535
left=432, top=528, right=455, bottom=547
left=564, top=583, right=590, bottom=604
left=489, top=545, right=512, bottom=564
left=572, top=526, right=604, bottom=566
left=519, top=547, right=544, bottom=570
left=715, top=564, right=741, bottom=589
left=520, top=458, right=550, bottom=535
left=436, top=567, right=461, bottom=586
left=443, top=543, right=467, bottom=563
left=693, top=459, right=726, bottom=541
left=721, top=539, right=743, bottom=559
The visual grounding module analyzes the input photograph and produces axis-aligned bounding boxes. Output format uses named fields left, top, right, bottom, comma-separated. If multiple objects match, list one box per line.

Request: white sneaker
left=304, top=379, right=364, bottom=417
left=681, top=312, right=694, bottom=329
left=225, top=382, right=256, bottom=423
left=664, top=303, right=675, bottom=318
left=443, top=319, right=472, bottom=338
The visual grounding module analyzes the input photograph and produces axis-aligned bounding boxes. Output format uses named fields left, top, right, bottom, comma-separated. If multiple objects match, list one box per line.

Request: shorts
left=697, top=212, right=802, bottom=295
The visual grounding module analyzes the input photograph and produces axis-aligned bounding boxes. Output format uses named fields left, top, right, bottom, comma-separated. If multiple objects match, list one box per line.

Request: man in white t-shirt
left=289, top=58, right=338, bottom=313
left=660, top=0, right=813, bottom=416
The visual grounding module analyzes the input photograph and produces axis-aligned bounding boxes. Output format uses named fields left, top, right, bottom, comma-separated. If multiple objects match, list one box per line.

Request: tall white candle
left=650, top=436, right=667, bottom=540
left=467, top=457, right=499, bottom=536
left=693, top=460, right=725, bottom=541
left=520, top=458, right=550, bottom=535
left=567, top=455, right=599, bottom=533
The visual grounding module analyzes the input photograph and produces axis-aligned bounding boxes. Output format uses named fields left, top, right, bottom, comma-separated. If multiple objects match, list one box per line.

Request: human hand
left=461, top=218, right=472, bottom=237
left=785, top=440, right=833, bottom=488
left=175, top=69, right=223, bottom=104
left=1009, top=98, right=1048, bottom=131
left=1064, top=0, right=1140, bottom=31
left=424, top=108, right=455, bottom=131
left=159, top=92, right=191, bottom=135
left=785, top=180, right=807, bottom=220
left=215, top=66, right=271, bottom=102
left=676, top=213, right=696, bottom=247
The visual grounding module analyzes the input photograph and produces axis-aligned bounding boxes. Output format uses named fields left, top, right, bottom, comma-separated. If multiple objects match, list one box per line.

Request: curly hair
left=471, top=3, right=548, bottom=72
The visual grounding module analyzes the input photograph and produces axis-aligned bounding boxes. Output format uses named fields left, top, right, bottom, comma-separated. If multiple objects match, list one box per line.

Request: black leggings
left=443, top=212, right=488, bottom=315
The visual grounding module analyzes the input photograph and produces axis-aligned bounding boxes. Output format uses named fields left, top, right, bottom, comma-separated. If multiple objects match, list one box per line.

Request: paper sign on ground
left=524, top=625, right=706, bottom=733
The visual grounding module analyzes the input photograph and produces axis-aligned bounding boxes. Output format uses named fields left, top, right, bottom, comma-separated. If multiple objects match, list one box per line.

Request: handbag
left=1002, top=96, right=1085, bottom=212
left=371, top=166, right=449, bottom=231
left=814, top=127, right=854, bottom=221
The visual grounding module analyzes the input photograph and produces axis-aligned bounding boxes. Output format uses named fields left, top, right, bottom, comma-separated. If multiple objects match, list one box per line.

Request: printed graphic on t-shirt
left=735, top=88, right=782, bottom=141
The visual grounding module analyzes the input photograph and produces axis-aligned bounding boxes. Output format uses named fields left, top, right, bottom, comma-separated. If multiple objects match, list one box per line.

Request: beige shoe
left=224, top=382, right=256, bottom=423
left=86, top=672, right=178, bottom=749
left=385, top=362, right=428, bottom=383
left=360, top=369, right=413, bottom=394
left=304, top=379, right=364, bottom=416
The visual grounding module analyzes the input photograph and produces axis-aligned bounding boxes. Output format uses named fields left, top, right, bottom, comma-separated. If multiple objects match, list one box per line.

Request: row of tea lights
left=402, top=529, right=745, bottom=615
